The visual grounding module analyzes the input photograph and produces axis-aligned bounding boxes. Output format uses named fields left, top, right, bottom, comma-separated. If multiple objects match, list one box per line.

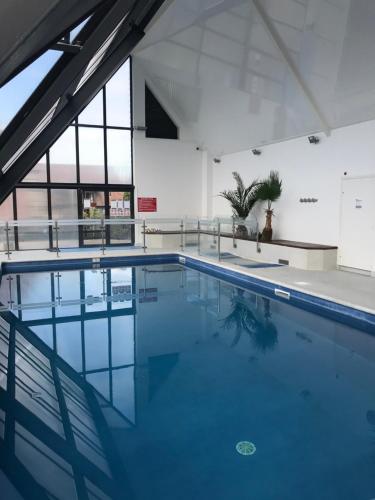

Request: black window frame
left=4, top=57, right=135, bottom=250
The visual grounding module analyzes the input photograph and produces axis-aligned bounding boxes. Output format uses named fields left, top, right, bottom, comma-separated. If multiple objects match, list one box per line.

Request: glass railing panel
left=143, top=218, right=184, bottom=252
left=14, top=219, right=52, bottom=251
left=183, top=217, right=199, bottom=253
left=198, top=219, right=219, bottom=259
left=52, top=220, right=79, bottom=249
left=0, top=216, right=260, bottom=259
left=104, top=218, right=142, bottom=248
left=218, top=217, right=260, bottom=264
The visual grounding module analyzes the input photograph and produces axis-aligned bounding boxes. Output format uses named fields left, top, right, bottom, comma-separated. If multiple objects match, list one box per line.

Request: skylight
left=0, top=50, right=61, bottom=132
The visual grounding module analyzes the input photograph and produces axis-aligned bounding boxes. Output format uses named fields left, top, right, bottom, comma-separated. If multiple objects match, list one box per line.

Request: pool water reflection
left=0, top=263, right=374, bottom=499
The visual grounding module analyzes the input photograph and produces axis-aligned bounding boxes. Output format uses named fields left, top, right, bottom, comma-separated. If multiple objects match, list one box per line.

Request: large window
left=0, top=59, right=134, bottom=249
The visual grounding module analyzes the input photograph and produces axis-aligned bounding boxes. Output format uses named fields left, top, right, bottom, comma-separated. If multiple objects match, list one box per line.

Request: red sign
left=138, top=197, right=157, bottom=212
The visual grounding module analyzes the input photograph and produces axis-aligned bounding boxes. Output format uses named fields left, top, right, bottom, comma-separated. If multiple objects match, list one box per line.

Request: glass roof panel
left=0, top=50, right=61, bottom=133
left=70, top=17, right=91, bottom=42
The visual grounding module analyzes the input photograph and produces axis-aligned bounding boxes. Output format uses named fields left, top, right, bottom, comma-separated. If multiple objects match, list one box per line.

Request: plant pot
left=261, top=209, right=273, bottom=242
left=235, top=224, right=248, bottom=239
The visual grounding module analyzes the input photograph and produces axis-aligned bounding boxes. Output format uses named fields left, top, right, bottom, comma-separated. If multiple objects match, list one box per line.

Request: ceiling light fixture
left=308, top=135, right=320, bottom=145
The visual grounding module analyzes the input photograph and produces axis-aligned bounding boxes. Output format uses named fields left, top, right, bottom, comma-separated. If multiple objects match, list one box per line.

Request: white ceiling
left=133, top=0, right=375, bottom=156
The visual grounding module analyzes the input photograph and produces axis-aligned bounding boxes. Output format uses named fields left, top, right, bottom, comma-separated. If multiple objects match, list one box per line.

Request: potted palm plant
left=257, top=170, right=282, bottom=242
left=220, top=172, right=261, bottom=238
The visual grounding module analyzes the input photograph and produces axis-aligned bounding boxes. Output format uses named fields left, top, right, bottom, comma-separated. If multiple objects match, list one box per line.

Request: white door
left=339, top=177, right=375, bottom=272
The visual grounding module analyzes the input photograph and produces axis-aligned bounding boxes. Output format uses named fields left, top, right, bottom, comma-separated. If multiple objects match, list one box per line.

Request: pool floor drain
left=236, top=441, right=256, bottom=456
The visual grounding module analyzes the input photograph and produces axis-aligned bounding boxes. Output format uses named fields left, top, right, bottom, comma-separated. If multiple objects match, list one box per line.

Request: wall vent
left=274, top=289, right=290, bottom=300
left=278, top=259, right=289, bottom=265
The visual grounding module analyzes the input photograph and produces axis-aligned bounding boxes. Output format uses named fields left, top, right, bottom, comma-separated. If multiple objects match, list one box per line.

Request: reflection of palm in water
left=367, top=410, right=375, bottom=427
left=222, top=290, right=278, bottom=352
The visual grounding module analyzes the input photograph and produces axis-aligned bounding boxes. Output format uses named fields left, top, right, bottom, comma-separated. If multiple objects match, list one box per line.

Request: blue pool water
left=0, top=262, right=374, bottom=499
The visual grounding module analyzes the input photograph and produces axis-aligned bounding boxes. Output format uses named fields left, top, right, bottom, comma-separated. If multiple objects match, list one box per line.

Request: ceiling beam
left=252, top=0, right=331, bottom=137
left=0, top=0, right=106, bottom=87
left=51, top=41, right=82, bottom=54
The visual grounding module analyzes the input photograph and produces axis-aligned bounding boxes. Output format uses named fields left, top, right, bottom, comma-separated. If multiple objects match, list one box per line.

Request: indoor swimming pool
left=0, top=260, right=374, bottom=499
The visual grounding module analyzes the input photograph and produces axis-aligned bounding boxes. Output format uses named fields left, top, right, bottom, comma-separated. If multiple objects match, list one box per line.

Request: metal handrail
left=0, top=216, right=257, bottom=228
left=0, top=216, right=260, bottom=260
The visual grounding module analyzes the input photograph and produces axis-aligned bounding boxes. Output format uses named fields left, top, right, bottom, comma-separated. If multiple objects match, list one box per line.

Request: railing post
left=101, top=217, right=105, bottom=255
left=143, top=219, right=146, bottom=253
left=232, top=217, right=237, bottom=248
left=5, top=221, right=11, bottom=260
left=54, top=221, right=60, bottom=258
left=256, top=222, right=261, bottom=253
left=56, top=272, right=62, bottom=305
left=197, top=220, right=201, bottom=255
left=7, top=275, right=14, bottom=308
left=218, top=221, right=221, bottom=261
left=180, top=218, right=184, bottom=251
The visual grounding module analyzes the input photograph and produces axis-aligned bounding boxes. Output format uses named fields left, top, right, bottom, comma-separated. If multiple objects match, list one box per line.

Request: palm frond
left=232, top=171, right=245, bottom=194
left=222, top=293, right=278, bottom=351
left=257, top=170, right=282, bottom=210
left=219, top=172, right=261, bottom=219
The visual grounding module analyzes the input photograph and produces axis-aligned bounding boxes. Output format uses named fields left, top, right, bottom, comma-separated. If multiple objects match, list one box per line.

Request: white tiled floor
left=216, top=261, right=375, bottom=314
left=1, top=247, right=375, bottom=315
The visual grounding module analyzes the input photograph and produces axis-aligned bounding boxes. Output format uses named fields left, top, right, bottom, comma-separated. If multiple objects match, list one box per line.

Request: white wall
left=211, top=120, right=375, bottom=246
left=132, top=57, right=203, bottom=219
left=133, top=137, right=203, bottom=218
left=132, top=53, right=375, bottom=253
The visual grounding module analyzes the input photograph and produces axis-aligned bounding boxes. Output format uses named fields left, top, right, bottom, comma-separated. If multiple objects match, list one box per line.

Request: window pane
left=78, top=90, right=103, bottom=125
left=16, top=188, right=49, bottom=250
left=78, top=128, right=105, bottom=183
left=54, top=270, right=81, bottom=317
left=82, top=191, right=105, bottom=246
left=111, top=316, right=134, bottom=366
left=109, top=191, right=132, bottom=244
left=0, top=193, right=13, bottom=220
left=18, top=272, right=52, bottom=320
left=29, top=325, right=54, bottom=349
left=107, top=129, right=132, bottom=184
left=51, top=189, right=78, bottom=248
left=0, top=50, right=61, bottom=131
left=112, top=367, right=134, bottom=422
left=22, top=155, right=47, bottom=183
left=105, top=60, right=131, bottom=127
left=84, top=319, right=108, bottom=371
left=56, top=322, right=82, bottom=371
left=50, top=127, right=77, bottom=182
left=86, top=371, right=110, bottom=400
left=110, top=267, right=133, bottom=309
